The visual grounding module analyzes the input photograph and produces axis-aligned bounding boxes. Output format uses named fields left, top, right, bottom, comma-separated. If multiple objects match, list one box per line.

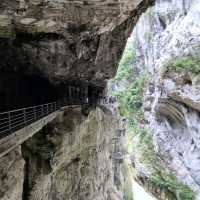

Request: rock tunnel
left=0, top=72, right=59, bottom=111
left=0, top=63, right=107, bottom=113
left=0, top=71, right=105, bottom=112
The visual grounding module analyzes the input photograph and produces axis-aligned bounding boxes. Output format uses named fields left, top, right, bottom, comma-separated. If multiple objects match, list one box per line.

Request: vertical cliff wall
left=0, top=1, right=158, bottom=200
left=0, top=148, right=24, bottom=200
left=0, top=106, right=125, bottom=200
left=23, top=107, right=125, bottom=200
left=130, top=0, right=200, bottom=199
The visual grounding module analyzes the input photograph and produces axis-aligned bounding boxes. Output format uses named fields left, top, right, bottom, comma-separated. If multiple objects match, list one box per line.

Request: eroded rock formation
left=131, top=0, right=200, bottom=199
left=0, top=148, right=24, bottom=200
left=0, top=0, right=157, bottom=200
left=0, top=0, right=155, bottom=86
left=21, top=107, right=124, bottom=200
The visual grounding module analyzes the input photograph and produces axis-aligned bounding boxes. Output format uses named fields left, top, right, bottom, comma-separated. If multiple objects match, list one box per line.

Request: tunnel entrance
left=0, top=72, right=105, bottom=112
left=0, top=73, right=59, bottom=112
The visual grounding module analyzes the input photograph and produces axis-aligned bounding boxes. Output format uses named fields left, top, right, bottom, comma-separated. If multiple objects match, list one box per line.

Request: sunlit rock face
left=22, top=107, right=125, bottom=200
left=0, top=107, right=125, bottom=200
left=0, top=0, right=154, bottom=86
left=132, top=0, right=200, bottom=198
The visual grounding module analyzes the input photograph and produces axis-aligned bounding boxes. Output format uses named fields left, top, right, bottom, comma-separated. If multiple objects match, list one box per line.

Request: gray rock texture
left=0, top=1, right=157, bottom=200
left=131, top=0, right=200, bottom=198
left=0, top=0, right=155, bottom=86
left=0, top=147, right=25, bottom=200
left=22, top=107, right=125, bottom=200
left=0, top=106, right=125, bottom=200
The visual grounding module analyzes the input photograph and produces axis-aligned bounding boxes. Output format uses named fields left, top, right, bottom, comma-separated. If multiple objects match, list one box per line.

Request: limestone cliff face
left=0, top=1, right=157, bottom=200
left=131, top=0, right=200, bottom=199
left=0, top=106, right=125, bottom=200
left=0, top=148, right=24, bottom=200
left=23, top=107, right=125, bottom=200
left=0, top=0, right=154, bottom=86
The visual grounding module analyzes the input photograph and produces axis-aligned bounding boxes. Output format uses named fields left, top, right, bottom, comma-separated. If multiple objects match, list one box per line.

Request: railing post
left=23, top=108, right=26, bottom=125
left=34, top=107, right=36, bottom=121
left=41, top=105, right=43, bottom=117
left=47, top=104, right=49, bottom=114
left=8, top=112, right=11, bottom=132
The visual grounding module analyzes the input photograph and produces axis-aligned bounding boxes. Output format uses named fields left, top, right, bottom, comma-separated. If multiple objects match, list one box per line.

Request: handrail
left=0, top=83, right=111, bottom=139
left=0, top=101, right=59, bottom=138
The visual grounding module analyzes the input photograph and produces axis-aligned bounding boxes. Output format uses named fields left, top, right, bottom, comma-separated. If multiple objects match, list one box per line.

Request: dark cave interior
left=0, top=72, right=105, bottom=112
left=0, top=72, right=59, bottom=112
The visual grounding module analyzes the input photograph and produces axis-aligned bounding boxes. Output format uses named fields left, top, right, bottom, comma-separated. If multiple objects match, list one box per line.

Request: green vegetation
left=122, top=160, right=134, bottom=200
left=151, top=174, right=195, bottom=200
left=162, top=56, right=200, bottom=76
left=131, top=127, right=195, bottom=200
left=114, top=41, right=135, bottom=81
left=114, top=72, right=147, bottom=120
left=109, top=39, right=147, bottom=128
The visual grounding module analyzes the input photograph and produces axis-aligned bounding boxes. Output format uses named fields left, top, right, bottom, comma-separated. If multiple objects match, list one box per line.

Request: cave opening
left=0, top=72, right=59, bottom=112
left=0, top=72, right=105, bottom=112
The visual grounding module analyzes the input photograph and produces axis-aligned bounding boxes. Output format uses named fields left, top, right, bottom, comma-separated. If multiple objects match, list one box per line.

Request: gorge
left=1, top=0, right=200, bottom=200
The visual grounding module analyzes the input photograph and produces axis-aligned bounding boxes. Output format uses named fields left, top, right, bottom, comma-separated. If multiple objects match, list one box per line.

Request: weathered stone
left=0, top=148, right=24, bottom=200
left=130, top=0, right=200, bottom=198
left=21, top=107, right=125, bottom=200
left=0, top=0, right=155, bottom=86
left=155, top=98, right=185, bottom=125
left=0, top=15, right=15, bottom=39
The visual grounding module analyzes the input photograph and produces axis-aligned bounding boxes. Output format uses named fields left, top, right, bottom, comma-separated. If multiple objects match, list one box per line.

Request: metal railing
left=0, top=83, right=110, bottom=139
left=0, top=102, right=59, bottom=139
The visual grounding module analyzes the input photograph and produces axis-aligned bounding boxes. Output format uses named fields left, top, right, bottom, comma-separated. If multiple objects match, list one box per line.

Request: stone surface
left=0, top=110, right=60, bottom=159
left=0, top=15, right=15, bottom=38
left=131, top=0, right=200, bottom=198
left=0, top=1, right=157, bottom=200
left=0, top=147, right=24, bottom=200
left=0, top=0, right=155, bottom=86
left=22, top=107, right=125, bottom=200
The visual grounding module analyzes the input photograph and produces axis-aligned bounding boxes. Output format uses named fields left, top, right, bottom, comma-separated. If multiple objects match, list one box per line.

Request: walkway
left=133, top=180, right=157, bottom=200
left=0, top=81, right=117, bottom=158
left=0, top=99, right=85, bottom=158
left=0, top=102, right=60, bottom=139
left=0, top=82, right=105, bottom=158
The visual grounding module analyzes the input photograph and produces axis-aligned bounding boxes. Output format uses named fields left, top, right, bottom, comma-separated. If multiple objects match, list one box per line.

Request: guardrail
left=0, top=102, right=59, bottom=138
left=0, top=88, right=115, bottom=139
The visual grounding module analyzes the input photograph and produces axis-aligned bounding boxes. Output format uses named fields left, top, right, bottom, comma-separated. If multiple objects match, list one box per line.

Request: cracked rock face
left=0, top=148, right=24, bottom=200
left=0, top=107, right=125, bottom=200
left=0, top=0, right=154, bottom=86
left=132, top=0, right=200, bottom=198
left=0, top=1, right=158, bottom=200
left=22, top=107, right=125, bottom=200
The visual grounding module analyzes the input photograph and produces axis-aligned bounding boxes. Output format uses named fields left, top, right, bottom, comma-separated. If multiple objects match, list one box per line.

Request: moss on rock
left=122, top=160, right=134, bottom=200
left=162, top=56, right=200, bottom=76
left=132, top=129, right=195, bottom=200
left=0, top=15, right=15, bottom=39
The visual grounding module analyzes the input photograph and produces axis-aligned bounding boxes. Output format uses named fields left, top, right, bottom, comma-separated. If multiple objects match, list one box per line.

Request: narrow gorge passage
left=4, top=0, right=200, bottom=200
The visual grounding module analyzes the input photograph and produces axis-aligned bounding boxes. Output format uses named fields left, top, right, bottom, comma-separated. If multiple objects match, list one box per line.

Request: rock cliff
left=0, top=0, right=167, bottom=200
left=0, top=107, right=126, bottom=200
left=0, top=0, right=154, bottom=86
left=129, top=0, right=200, bottom=199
